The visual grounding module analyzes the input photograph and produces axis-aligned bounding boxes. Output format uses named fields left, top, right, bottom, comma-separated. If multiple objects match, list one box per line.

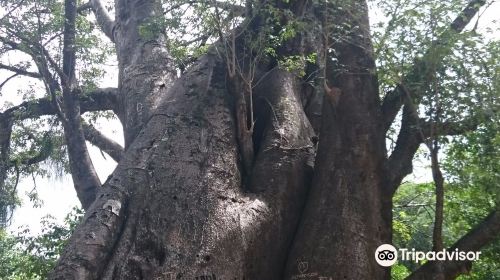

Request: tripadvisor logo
left=375, top=244, right=398, bottom=267
left=375, top=244, right=481, bottom=267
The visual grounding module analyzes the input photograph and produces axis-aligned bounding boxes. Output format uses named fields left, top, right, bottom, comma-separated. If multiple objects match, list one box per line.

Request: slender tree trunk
left=60, top=0, right=102, bottom=209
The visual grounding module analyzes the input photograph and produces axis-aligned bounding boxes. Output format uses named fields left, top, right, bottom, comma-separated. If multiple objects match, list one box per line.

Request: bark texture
left=114, top=0, right=177, bottom=146
left=83, top=122, right=124, bottom=162
left=51, top=50, right=315, bottom=279
left=284, top=2, right=391, bottom=278
left=46, top=0, right=497, bottom=279
left=59, top=0, right=102, bottom=209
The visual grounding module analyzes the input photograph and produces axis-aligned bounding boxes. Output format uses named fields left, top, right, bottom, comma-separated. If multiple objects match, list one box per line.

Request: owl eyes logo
left=375, top=244, right=398, bottom=267
left=378, top=250, right=396, bottom=261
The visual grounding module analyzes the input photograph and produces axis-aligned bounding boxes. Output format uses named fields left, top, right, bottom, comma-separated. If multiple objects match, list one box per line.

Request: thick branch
left=0, top=118, right=13, bottom=203
left=62, top=0, right=77, bottom=89
left=429, top=140, right=445, bottom=278
left=0, top=88, right=119, bottom=122
left=381, top=0, right=487, bottom=131
left=83, top=123, right=123, bottom=162
left=77, top=2, right=92, bottom=13
left=89, top=0, right=115, bottom=42
left=406, top=210, right=500, bottom=280
left=386, top=106, right=421, bottom=194
left=386, top=110, right=478, bottom=194
left=0, top=62, right=42, bottom=79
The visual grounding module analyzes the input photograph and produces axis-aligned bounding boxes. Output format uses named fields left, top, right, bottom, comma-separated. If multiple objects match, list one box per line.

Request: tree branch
left=77, top=2, right=92, bottom=14
left=7, top=134, right=53, bottom=167
left=0, top=0, right=26, bottom=23
left=0, top=88, right=119, bottom=207
left=89, top=0, right=115, bottom=42
left=0, top=88, right=119, bottom=204
left=164, top=0, right=245, bottom=15
left=213, top=1, right=245, bottom=15
left=420, top=119, right=479, bottom=138
left=82, top=123, right=123, bottom=163
left=386, top=110, right=478, bottom=194
left=406, top=210, right=500, bottom=280
left=58, top=0, right=102, bottom=210
left=0, top=62, right=42, bottom=79
left=386, top=106, right=422, bottom=194
left=0, top=73, right=20, bottom=91
left=0, top=34, right=64, bottom=118
left=380, top=0, right=487, bottom=132
left=0, top=88, right=119, bottom=122
left=1, top=28, right=65, bottom=81
left=0, top=118, right=13, bottom=209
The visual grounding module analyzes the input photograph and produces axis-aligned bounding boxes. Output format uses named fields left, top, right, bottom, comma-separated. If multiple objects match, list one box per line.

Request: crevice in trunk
left=243, top=69, right=315, bottom=279
left=99, top=171, right=146, bottom=279
left=283, top=1, right=391, bottom=278
left=51, top=50, right=317, bottom=278
left=226, top=74, right=255, bottom=184
left=252, top=96, right=272, bottom=161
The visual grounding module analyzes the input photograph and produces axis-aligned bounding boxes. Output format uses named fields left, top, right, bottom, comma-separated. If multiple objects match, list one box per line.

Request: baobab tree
left=0, top=0, right=498, bottom=279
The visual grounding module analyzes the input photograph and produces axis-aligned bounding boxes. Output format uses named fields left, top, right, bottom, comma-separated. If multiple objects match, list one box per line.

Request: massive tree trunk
left=51, top=50, right=316, bottom=279
left=284, top=2, right=391, bottom=279
left=47, top=0, right=497, bottom=279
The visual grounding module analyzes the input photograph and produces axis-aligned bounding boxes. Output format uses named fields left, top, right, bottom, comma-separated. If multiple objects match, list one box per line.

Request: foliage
left=0, top=207, right=83, bottom=280
left=0, top=0, right=498, bottom=278
left=391, top=263, right=411, bottom=280
left=392, top=121, right=500, bottom=279
left=393, top=182, right=500, bottom=279
left=444, top=122, right=500, bottom=204
left=445, top=123, right=500, bottom=279
left=370, top=3, right=499, bottom=276
left=0, top=0, right=114, bottom=217
left=370, top=0, right=499, bottom=146
left=391, top=82, right=499, bottom=278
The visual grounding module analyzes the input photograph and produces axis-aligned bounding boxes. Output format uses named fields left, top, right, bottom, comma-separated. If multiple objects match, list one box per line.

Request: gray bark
left=284, top=1, right=391, bottom=278
left=83, top=123, right=124, bottom=163
left=48, top=0, right=498, bottom=279
left=59, top=0, right=102, bottom=210
left=50, top=50, right=315, bottom=279
left=114, top=0, right=177, bottom=147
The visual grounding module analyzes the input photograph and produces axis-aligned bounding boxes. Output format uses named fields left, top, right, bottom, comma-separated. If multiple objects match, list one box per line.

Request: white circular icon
left=375, top=244, right=398, bottom=267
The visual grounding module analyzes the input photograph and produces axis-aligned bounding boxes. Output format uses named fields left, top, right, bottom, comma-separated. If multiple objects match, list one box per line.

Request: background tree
left=0, top=207, right=83, bottom=279
left=0, top=0, right=498, bottom=279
